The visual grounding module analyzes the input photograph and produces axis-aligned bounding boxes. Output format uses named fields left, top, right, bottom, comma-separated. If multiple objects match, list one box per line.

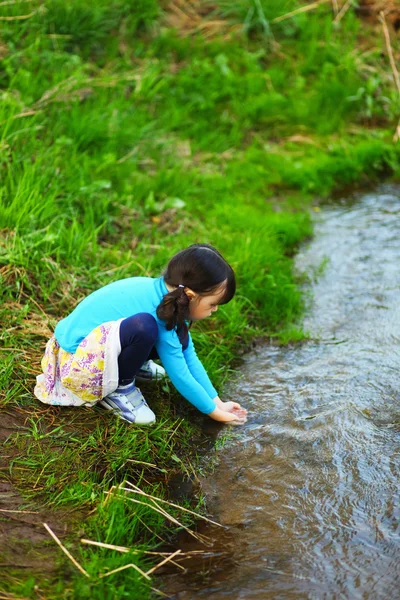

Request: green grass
left=1, top=1, right=400, bottom=597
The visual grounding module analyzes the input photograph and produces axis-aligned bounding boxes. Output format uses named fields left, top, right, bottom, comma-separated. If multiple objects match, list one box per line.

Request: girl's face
left=188, top=283, right=226, bottom=321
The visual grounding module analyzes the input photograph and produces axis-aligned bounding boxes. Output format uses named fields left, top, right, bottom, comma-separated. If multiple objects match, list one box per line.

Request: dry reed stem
left=0, top=596, right=31, bottom=600
left=125, top=458, right=166, bottom=471
left=0, top=509, right=39, bottom=513
left=393, top=117, right=400, bottom=141
left=108, top=492, right=204, bottom=543
left=150, top=588, right=169, bottom=598
left=331, top=0, right=339, bottom=15
left=146, top=502, right=210, bottom=546
left=99, top=259, right=150, bottom=276
left=0, top=110, right=38, bottom=127
left=42, top=522, right=90, bottom=578
left=196, top=20, right=228, bottom=31
left=379, top=10, right=400, bottom=141
left=0, top=0, right=33, bottom=5
left=141, top=497, right=203, bottom=541
left=123, top=481, right=224, bottom=528
left=271, top=0, right=331, bottom=23
left=334, top=0, right=353, bottom=23
left=169, top=1, right=191, bottom=21
left=99, top=562, right=151, bottom=580
left=20, top=290, right=50, bottom=318
left=81, top=537, right=207, bottom=557
left=380, top=11, right=400, bottom=96
left=164, top=417, right=184, bottom=446
left=135, top=512, right=168, bottom=544
left=116, top=147, right=137, bottom=164
left=0, top=8, right=36, bottom=20
left=1, top=72, right=140, bottom=124
left=145, top=549, right=182, bottom=576
left=80, top=539, right=156, bottom=555
left=33, top=75, right=82, bottom=106
left=46, top=33, right=72, bottom=39
left=169, top=559, right=186, bottom=571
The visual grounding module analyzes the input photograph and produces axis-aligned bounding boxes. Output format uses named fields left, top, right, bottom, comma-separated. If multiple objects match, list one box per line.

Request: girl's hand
left=227, top=406, right=248, bottom=422
left=219, top=401, right=247, bottom=415
left=208, top=406, right=247, bottom=425
left=214, top=397, right=248, bottom=417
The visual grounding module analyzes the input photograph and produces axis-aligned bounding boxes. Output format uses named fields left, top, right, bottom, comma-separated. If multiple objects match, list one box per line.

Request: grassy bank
left=1, top=1, right=400, bottom=597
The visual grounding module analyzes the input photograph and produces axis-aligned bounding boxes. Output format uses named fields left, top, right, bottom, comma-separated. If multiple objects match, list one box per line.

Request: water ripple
left=165, top=187, right=400, bottom=600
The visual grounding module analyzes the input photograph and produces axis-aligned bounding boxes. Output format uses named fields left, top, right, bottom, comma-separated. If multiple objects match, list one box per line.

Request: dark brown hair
left=156, top=243, right=236, bottom=333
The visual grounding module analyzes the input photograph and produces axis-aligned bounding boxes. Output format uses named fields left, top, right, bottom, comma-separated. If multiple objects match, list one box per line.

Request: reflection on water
left=164, top=187, right=400, bottom=600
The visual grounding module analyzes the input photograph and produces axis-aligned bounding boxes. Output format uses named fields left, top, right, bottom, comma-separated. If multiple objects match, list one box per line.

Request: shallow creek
left=164, top=186, right=400, bottom=600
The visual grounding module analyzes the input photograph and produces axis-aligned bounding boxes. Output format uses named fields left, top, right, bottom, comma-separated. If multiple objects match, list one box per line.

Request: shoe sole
left=98, top=401, right=156, bottom=426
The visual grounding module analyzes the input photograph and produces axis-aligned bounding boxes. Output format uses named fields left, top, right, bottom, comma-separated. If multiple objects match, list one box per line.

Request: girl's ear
left=184, top=288, right=197, bottom=301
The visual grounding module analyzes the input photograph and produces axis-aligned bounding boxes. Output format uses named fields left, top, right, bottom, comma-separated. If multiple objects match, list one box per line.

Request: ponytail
left=156, top=286, right=190, bottom=333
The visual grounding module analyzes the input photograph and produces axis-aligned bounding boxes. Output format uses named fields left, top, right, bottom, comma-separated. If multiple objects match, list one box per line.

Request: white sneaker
left=136, top=359, right=166, bottom=382
left=99, top=383, right=156, bottom=425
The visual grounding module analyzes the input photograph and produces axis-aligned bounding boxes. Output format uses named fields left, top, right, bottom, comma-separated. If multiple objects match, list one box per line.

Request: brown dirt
left=357, top=1, right=400, bottom=30
left=0, top=409, right=84, bottom=584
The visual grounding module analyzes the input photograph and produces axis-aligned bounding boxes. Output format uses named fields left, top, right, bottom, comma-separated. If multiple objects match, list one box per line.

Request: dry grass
left=164, top=0, right=240, bottom=38
left=163, top=0, right=400, bottom=39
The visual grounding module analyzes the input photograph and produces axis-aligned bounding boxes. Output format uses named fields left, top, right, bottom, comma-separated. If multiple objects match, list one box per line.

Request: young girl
left=35, top=244, right=247, bottom=426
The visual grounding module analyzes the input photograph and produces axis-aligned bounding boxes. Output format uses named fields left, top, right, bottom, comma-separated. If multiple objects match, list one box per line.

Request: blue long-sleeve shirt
left=54, top=276, right=217, bottom=414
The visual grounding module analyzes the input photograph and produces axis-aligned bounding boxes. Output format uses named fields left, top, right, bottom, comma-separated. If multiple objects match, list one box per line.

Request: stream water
left=164, top=186, right=400, bottom=600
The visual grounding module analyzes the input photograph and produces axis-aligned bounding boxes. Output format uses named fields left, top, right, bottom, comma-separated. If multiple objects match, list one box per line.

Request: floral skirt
left=34, top=320, right=122, bottom=406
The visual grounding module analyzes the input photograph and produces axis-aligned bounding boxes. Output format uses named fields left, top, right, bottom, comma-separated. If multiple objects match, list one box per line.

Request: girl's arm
left=182, top=334, right=217, bottom=399
left=156, top=335, right=217, bottom=414
left=182, top=335, right=248, bottom=420
left=183, top=336, right=247, bottom=416
left=156, top=331, right=247, bottom=422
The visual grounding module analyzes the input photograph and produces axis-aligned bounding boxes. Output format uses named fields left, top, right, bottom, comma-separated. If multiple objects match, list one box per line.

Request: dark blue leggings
left=118, top=313, right=188, bottom=384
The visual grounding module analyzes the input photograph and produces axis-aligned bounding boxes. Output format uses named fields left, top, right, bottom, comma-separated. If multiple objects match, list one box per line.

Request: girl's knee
left=121, top=313, right=158, bottom=345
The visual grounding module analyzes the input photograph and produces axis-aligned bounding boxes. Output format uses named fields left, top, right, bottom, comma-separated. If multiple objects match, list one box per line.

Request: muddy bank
left=0, top=410, right=85, bottom=588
